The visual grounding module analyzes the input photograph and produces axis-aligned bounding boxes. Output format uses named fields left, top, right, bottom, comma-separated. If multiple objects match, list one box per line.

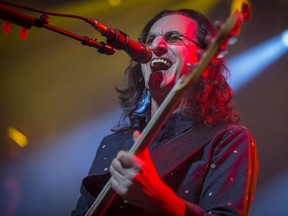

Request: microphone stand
left=0, top=3, right=115, bottom=55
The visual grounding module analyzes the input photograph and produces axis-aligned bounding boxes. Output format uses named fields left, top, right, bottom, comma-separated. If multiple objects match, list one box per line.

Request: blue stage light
left=228, top=33, right=288, bottom=92
left=281, top=30, right=288, bottom=47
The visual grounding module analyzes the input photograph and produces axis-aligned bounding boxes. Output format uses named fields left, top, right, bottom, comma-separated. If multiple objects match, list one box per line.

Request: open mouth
left=150, top=58, right=173, bottom=72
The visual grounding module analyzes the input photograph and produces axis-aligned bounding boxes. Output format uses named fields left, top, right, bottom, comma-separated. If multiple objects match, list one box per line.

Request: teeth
left=151, top=58, right=172, bottom=67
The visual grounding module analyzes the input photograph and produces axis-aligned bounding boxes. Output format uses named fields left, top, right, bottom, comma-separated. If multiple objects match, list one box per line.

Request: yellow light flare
left=172, top=0, right=221, bottom=14
left=7, top=127, right=28, bottom=148
left=108, top=0, right=122, bottom=7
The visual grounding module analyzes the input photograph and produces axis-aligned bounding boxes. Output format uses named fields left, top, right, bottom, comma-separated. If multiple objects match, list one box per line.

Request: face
left=141, top=14, right=199, bottom=104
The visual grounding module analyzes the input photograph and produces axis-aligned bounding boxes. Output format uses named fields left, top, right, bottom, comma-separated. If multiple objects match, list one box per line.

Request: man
left=72, top=9, right=258, bottom=216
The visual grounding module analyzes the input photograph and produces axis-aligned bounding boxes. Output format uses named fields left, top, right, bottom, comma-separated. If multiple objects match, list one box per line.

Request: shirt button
left=211, top=164, right=216, bottom=169
left=104, top=167, right=108, bottom=171
left=102, top=144, right=106, bottom=149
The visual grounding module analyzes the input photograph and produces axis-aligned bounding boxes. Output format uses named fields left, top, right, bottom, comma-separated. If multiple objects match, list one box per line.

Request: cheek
left=141, top=64, right=148, bottom=76
left=184, top=46, right=198, bottom=63
left=181, top=47, right=199, bottom=72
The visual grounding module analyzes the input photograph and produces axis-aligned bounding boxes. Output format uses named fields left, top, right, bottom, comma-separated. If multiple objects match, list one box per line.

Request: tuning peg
left=19, top=27, right=28, bottom=40
left=2, top=21, right=11, bottom=33
left=228, top=36, right=238, bottom=45
left=217, top=50, right=228, bottom=59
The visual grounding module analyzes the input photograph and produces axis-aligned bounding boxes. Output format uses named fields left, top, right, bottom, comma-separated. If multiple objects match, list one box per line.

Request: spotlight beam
left=228, top=33, right=288, bottom=91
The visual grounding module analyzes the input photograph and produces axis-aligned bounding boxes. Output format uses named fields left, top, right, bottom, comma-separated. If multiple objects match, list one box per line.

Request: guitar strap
left=150, top=123, right=227, bottom=179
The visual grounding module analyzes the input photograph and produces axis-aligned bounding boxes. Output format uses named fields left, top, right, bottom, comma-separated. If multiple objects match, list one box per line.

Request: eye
left=145, top=34, right=156, bottom=46
left=165, top=31, right=181, bottom=43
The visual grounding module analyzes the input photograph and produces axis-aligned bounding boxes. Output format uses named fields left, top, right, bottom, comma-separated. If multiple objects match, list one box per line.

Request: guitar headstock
left=231, top=0, right=251, bottom=21
left=212, top=1, right=251, bottom=60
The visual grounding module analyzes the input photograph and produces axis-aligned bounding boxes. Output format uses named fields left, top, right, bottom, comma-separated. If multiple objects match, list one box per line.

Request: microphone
left=87, top=19, right=152, bottom=63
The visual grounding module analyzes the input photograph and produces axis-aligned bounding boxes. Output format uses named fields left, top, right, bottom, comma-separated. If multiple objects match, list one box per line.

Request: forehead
left=149, top=14, right=197, bottom=36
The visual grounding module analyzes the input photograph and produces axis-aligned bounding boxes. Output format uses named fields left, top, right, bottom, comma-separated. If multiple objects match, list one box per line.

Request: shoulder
left=100, top=129, right=134, bottom=148
left=214, top=122, right=254, bottom=141
left=211, top=122, right=257, bottom=155
left=98, top=128, right=134, bottom=155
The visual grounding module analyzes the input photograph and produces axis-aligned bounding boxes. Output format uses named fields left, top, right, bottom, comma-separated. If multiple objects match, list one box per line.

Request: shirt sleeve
left=185, top=125, right=259, bottom=216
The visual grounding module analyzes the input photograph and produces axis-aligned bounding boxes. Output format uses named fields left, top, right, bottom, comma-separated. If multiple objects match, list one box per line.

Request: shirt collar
left=138, top=110, right=195, bottom=136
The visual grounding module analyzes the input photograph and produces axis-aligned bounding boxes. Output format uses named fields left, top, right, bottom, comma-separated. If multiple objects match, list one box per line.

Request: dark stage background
left=0, top=0, right=287, bottom=215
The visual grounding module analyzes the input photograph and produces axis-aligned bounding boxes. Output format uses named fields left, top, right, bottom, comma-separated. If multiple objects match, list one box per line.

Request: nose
left=150, top=36, right=168, bottom=56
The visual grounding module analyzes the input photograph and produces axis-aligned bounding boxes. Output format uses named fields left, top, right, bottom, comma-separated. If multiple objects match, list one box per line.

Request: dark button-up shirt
left=72, top=112, right=259, bottom=216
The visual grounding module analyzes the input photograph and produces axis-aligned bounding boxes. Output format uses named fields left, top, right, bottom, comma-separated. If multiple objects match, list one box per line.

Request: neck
left=151, top=99, right=159, bottom=117
left=150, top=97, right=187, bottom=117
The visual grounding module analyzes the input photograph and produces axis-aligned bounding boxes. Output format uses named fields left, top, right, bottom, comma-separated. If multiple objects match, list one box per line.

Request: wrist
left=154, top=185, right=186, bottom=216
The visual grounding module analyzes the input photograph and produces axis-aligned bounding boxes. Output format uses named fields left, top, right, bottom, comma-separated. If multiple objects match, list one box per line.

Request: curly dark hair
left=115, top=9, right=239, bottom=130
